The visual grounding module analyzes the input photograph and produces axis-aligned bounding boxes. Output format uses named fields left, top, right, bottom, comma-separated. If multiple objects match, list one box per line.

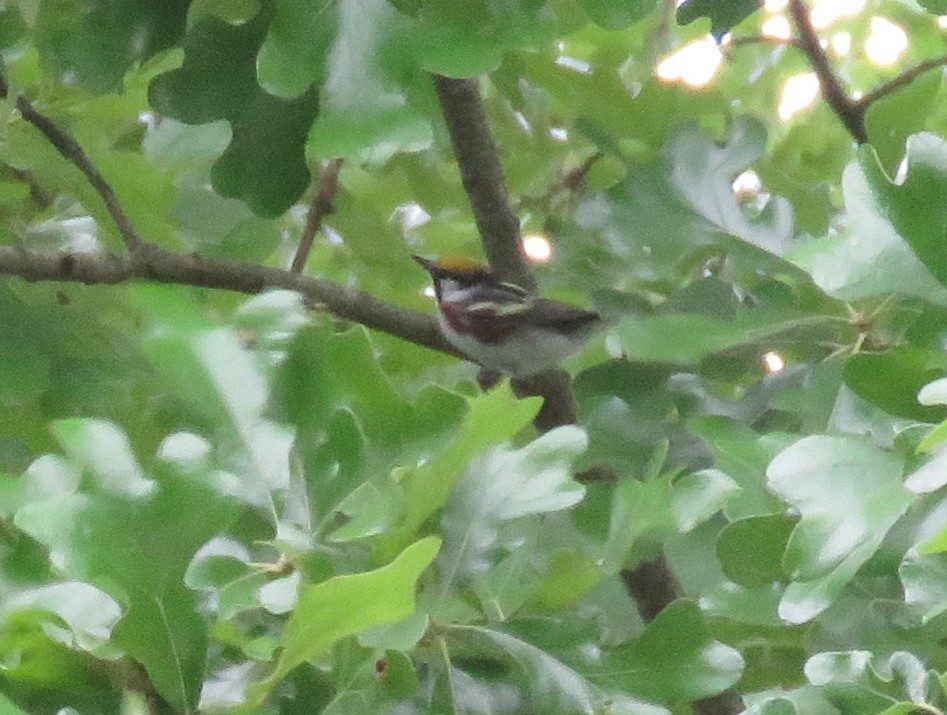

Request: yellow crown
left=433, top=255, right=489, bottom=273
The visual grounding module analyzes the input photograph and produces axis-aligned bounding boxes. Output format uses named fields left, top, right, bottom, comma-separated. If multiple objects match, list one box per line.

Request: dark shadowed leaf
left=677, top=0, right=760, bottom=34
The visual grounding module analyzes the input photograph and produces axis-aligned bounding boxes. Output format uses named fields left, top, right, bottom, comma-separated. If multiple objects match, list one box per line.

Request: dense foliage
left=1, top=0, right=947, bottom=713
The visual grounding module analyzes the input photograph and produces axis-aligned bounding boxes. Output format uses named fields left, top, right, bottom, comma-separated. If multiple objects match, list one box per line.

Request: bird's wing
left=520, top=298, right=600, bottom=331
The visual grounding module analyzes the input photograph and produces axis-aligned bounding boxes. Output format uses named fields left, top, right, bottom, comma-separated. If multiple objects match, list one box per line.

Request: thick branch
left=620, top=557, right=681, bottom=623
left=0, top=244, right=461, bottom=357
left=291, top=158, right=344, bottom=274
left=432, top=75, right=535, bottom=292
left=1, top=76, right=147, bottom=251
left=788, top=0, right=867, bottom=144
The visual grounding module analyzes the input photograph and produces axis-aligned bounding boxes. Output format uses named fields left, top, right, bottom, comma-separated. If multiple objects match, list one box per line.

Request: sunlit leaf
left=768, top=436, right=912, bottom=623
left=262, top=536, right=439, bottom=688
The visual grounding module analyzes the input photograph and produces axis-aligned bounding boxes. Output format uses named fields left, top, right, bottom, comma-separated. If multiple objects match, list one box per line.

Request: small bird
left=415, top=255, right=601, bottom=377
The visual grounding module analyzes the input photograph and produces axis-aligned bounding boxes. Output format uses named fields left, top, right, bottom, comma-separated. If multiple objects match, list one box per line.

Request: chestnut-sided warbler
left=415, top=255, right=601, bottom=376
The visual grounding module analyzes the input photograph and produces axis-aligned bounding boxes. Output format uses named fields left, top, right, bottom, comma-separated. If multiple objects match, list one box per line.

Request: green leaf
left=14, top=421, right=243, bottom=710
left=603, top=475, right=674, bottom=572
left=899, top=551, right=947, bottom=624
left=716, top=514, right=795, bottom=588
left=0, top=3, right=26, bottom=50
left=264, top=536, right=440, bottom=686
left=188, top=0, right=262, bottom=24
left=35, top=0, right=189, bottom=93
left=51, top=419, right=153, bottom=497
left=918, top=376, right=947, bottom=406
left=212, top=86, right=319, bottom=217
left=616, top=309, right=825, bottom=365
left=306, top=0, right=430, bottom=161
left=865, top=73, right=942, bottom=176
left=790, top=158, right=947, bottom=305
left=804, top=651, right=944, bottom=713
left=438, top=426, right=587, bottom=600
left=596, top=600, right=744, bottom=704
left=688, top=417, right=791, bottom=519
left=677, top=0, right=759, bottom=34
left=767, top=436, right=912, bottom=623
left=409, top=0, right=501, bottom=76
left=149, top=9, right=319, bottom=216
left=578, top=0, right=651, bottom=29
left=408, top=0, right=555, bottom=77
left=0, top=692, right=29, bottom=715
left=904, top=445, right=947, bottom=493
left=0, top=456, right=80, bottom=519
left=670, top=468, right=739, bottom=531
left=919, top=526, right=947, bottom=555
left=458, top=624, right=669, bottom=714
left=603, top=468, right=735, bottom=573
left=2, top=581, right=121, bottom=657
left=135, top=286, right=292, bottom=509
left=666, top=118, right=792, bottom=255
left=257, top=0, right=338, bottom=98
left=862, top=135, right=947, bottom=289
left=375, top=383, right=540, bottom=557
left=842, top=347, right=947, bottom=421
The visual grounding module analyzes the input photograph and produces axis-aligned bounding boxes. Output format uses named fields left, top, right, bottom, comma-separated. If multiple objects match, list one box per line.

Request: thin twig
left=517, top=152, right=604, bottom=213
left=1, top=76, right=147, bottom=251
left=0, top=244, right=463, bottom=358
left=726, top=35, right=803, bottom=50
left=291, top=157, right=343, bottom=274
left=432, top=75, right=535, bottom=292
left=787, top=0, right=867, bottom=143
left=1, top=164, right=53, bottom=208
left=856, top=54, right=947, bottom=110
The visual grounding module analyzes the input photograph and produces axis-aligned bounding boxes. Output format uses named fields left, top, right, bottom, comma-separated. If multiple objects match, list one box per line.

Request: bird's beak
left=413, top=255, right=435, bottom=272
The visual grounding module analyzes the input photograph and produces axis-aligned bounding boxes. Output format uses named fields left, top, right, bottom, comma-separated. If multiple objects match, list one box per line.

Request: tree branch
left=429, top=71, right=734, bottom=710
left=1, top=163, right=53, bottom=208
left=291, top=158, right=344, bottom=274
left=432, top=75, right=535, bottom=292
left=725, top=35, right=802, bottom=51
left=855, top=54, right=947, bottom=110
left=1, top=75, right=147, bottom=251
left=787, top=0, right=867, bottom=144
left=516, top=152, right=604, bottom=214
left=432, top=74, right=583, bottom=427
left=0, top=244, right=462, bottom=357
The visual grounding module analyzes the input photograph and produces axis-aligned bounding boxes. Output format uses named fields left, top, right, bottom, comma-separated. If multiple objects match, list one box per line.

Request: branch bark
left=855, top=54, right=947, bottom=110
left=432, top=75, right=535, bottom=292
left=1, top=76, right=147, bottom=251
left=291, top=157, right=344, bottom=274
left=0, top=244, right=461, bottom=358
left=431, top=73, right=739, bottom=712
left=787, top=0, right=867, bottom=144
